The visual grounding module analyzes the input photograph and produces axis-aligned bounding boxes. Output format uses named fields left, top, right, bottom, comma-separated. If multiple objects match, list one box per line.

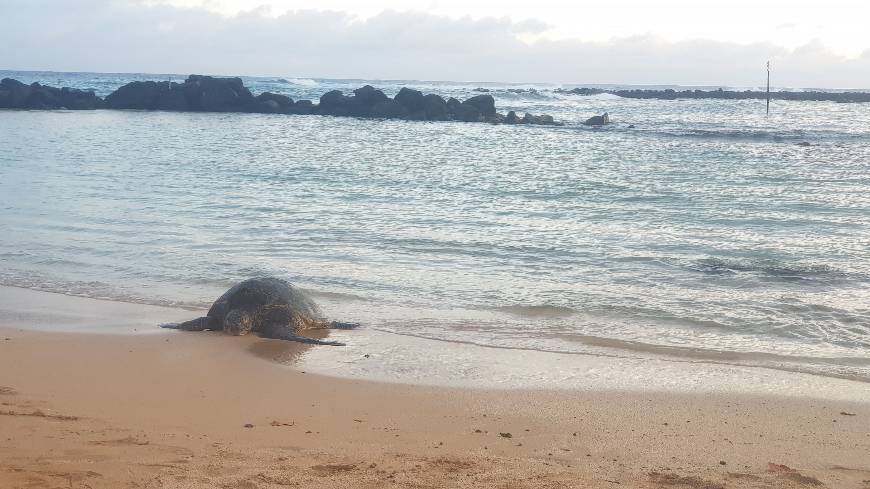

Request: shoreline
left=2, top=326, right=869, bottom=487
left=3, top=284, right=869, bottom=400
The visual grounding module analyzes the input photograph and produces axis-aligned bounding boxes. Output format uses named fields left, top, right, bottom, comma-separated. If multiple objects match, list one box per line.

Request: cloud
left=0, top=0, right=868, bottom=87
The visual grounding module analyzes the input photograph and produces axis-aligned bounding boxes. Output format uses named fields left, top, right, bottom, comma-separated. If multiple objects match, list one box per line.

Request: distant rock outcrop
left=558, top=86, right=870, bottom=103
left=555, top=87, right=606, bottom=96
left=0, top=78, right=101, bottom=110
left=2, top=75, right=563, bottom=125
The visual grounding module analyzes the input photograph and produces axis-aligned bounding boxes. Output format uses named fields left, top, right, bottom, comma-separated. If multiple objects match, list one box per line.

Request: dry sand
left=0, top=287, right=868, bottom=488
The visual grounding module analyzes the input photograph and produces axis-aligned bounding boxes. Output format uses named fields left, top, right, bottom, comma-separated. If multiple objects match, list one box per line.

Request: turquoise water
left=1, top=71, right=869, bottom=381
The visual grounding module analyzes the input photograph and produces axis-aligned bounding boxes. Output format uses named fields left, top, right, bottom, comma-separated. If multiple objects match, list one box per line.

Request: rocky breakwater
left=103, top=75, right=300, bottom=113
left=100, top=75, right=560, bottom=125
left=0, top=78, right=102, bottom=110
left=317, top=85, right=558, bottom=125
left=558, top=85, right=870, bottom=103
left=1, top=75, right=561, bottom=125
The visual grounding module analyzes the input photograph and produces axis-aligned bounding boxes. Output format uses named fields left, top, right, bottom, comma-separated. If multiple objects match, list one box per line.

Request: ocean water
left=1, top=70, right=869, bottom=384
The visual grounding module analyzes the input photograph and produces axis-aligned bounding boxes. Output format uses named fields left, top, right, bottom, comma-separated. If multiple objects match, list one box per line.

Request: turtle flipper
left=259, top=323, right=346, bottom=346
left=277, top=334, right=345, bottom=347
left=328, top=321, right=360, bottom=330
left=161, top=317, right=209, bottom=331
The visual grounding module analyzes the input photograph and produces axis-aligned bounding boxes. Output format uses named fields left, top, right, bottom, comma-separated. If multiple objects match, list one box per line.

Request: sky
left=2, top=0, right=869, bottom=87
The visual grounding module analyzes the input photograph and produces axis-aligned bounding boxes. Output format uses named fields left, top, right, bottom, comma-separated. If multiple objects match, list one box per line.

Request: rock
left=796, top=141, right=813, bottom=147
left=106, top=75, right=254, bottom=112
left=0, top=78, right=31, bottom=108
left=463, top=94, right=496, bottom=117
left=369, top=99, right=406, bottom=119
left=252, top=99, right=281, bottom=114
left=453, top=102, right=482, bottom=122
left=25, top=83, right=62, bottom=109
left=446, top=97, right=463, bottom=113
left=188, top=75, right=254, bottom=112
left=348, top=85, right=391, bottom=117
left=290, top=99, right=314, bottom=115
left=473, top=87, right=490, bottom=92
left=422, top=94, right=449, bottom=121
left=486, top=113, right=506, bottom=124
left=318, top=90, right=352, bottom=116
left=0, top=79, right=100, bottom=110
left=105, top=80, right=162, bottom=110
left=556, top=87, right=606, bottom=96
left=394, top=87, right=426, bottom=119
left=155, top=82, right=189, bottom=111
left=353, top=85, right=389, bottom=106
left=3, top=76, right=563, bottom=125
left=521, top=112, right=540, bottom=124
left=252, top=92, right=293, bottom=113
left=584, top=112, right=610, bottom=126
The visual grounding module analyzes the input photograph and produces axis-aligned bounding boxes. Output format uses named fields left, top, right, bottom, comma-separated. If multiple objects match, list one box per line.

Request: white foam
left=299, top=328, right=870, bottom=402
left=286, top=78, right=317, bottom=87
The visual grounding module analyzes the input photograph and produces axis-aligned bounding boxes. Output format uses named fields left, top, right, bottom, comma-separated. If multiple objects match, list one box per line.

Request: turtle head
left=223, top=309, right=254, bottom=336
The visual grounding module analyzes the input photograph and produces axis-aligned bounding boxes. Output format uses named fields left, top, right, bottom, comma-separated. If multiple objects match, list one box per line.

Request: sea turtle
left=161, top=277, right=357, bottom=346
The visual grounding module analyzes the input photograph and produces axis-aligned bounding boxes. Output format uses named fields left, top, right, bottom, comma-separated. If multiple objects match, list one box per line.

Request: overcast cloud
left=1, top=0, right=868, bottom=88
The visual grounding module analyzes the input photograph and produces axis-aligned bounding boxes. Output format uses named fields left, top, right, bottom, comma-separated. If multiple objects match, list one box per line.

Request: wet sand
left=1, top=287, right=869, bottom=488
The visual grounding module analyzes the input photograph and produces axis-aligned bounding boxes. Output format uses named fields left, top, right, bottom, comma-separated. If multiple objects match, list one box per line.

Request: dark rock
left=348, top=85, right=390, bottom=117
left=486, top=113, right=506, bottom=124
left=251, top=99, right=281, bottom=114
left=105, top=81, right=163, bottom=110
left=453, top=102, right=482, bottom=122
left=556, top=87, right=606, bottom=96
left=155, top=82, right=188, bottom=111
left=318, top=90, right=352, bottom=116
left=463, top=94, right=496, bottom=117
left=446, top=97, right=463, bottom=113
left=422, top=94, right=449, bottom=121
left=522, top=112, right=540, bottom=124
left=256, top=92, right=293, bottom=107
left=369, top=99, right=407, bottom=119
left=583, top=112, right=610, bottom=126
left=290, top=99, right=314, bottom=115
left=3, top=77, right=563, bottom=125
left=190, top=75, right=253, bottom=112
left=353, top=85, right=389, bottom=106
left=106, top=75, right=254, bottom=112
left=0, top=78, right=31, bottom=108
left=59, top=87, right=99, bottom=109
left=26, top=83, right=62, bottom=109
left=0, top=78, right=99, bottom=110
left=253, top=92, right=293, bottom=113
left=394, top=87, right=425, bottom=117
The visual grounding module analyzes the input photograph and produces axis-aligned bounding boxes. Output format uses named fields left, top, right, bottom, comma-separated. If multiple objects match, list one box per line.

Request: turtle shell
left=206, top=277, right=323, bottom=328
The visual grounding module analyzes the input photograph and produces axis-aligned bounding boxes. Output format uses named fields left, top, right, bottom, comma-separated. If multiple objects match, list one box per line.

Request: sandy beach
left=0, top=287, right=868, bottom=489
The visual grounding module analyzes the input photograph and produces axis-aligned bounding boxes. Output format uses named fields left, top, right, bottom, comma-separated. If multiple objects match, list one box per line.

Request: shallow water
left=1, top=70, right=869, bottom=383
